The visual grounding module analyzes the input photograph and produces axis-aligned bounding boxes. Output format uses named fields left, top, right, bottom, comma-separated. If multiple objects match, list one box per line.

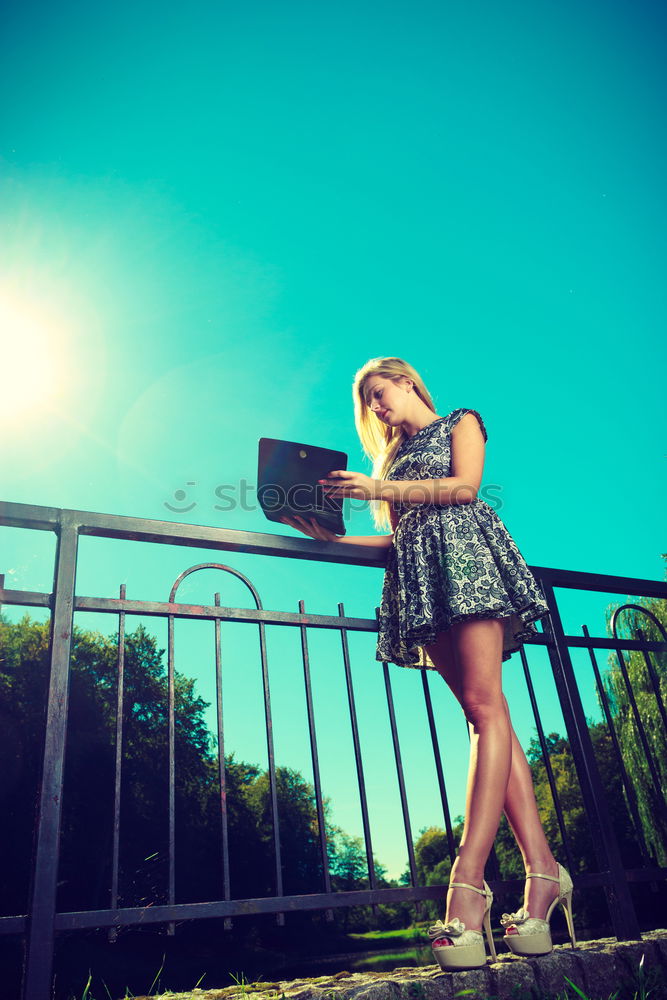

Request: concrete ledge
left=130, top=930, right=667, bottom=1000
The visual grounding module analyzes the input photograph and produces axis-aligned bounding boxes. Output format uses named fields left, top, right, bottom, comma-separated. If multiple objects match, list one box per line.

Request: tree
left=0, top=614, right=372, bottom=920
left=601, top=562, right=667, bottom=865
left=413, top=722, right=650, bottom=933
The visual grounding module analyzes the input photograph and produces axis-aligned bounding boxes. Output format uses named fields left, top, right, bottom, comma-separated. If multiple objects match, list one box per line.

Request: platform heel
left=500, top=863, right=576, bottom=956
left=428, top=879, right=497, bottom=970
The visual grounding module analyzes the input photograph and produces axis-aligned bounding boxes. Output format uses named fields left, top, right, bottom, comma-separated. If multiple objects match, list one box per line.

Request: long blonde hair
left=352, top=357, right=437, bottom=531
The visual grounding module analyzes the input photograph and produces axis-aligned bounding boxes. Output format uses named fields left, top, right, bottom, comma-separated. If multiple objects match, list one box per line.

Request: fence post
left=23, top=513, right=79, bottom=1000
left=539, top=580, right=641, bottom=940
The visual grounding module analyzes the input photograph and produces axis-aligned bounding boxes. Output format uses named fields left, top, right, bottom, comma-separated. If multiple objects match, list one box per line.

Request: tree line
left=0, top=572, right=664, bottom=941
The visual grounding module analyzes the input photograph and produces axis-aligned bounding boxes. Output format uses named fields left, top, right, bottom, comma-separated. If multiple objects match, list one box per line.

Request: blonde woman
left=280, top=357, right=575, bottom=970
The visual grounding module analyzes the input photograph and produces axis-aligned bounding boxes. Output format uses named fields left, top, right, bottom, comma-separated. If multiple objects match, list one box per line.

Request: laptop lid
left=258, top=437, right=348, bottom=535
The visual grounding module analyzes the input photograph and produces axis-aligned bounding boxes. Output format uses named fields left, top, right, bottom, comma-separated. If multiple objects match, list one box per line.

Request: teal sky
left=1, top=0, right=665, bottom=882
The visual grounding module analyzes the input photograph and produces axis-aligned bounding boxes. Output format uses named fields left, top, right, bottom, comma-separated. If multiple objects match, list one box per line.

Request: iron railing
left=0, top=499, right=666, bottom=1000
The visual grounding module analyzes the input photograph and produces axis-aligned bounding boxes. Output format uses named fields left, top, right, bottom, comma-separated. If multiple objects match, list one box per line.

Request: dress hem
left=376, top=604, right=551, bottom=670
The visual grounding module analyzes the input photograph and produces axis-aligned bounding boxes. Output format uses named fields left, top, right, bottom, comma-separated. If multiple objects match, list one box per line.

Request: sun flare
left=0, top=297, right=68, bottom=417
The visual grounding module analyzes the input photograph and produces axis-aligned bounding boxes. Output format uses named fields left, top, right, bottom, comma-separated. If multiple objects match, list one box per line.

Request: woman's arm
left=381, top=413, right=485, bottom=505
left=339, top=497, right=400, bottom=545
left=338, top=532, right=394, bottom=547
left=377, top=476, right=475, bottom=505
left=323, top=413, right=486, bottom=507
left=280, top=514, right=394, bottom=546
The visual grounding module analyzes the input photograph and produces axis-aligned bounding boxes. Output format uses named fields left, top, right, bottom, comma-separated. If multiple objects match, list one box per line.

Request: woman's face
left=363, top=375, right=412, bottom=425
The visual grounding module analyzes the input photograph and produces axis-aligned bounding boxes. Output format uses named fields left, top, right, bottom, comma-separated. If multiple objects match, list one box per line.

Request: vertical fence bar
left=23, top=513, right=79, bottom=1000
left=611, top=605, right=667, bottom=738
left=257, top=618, right=285, bottom=924
left=298, top=601, right=334, bottom=922
left=167, top=612, right=176, bottom=935
left=381, top=660, right=417, bottom=886
left=214, top=593, right=232, bottom=931
left=636, top=626, right=667, bottom=738
left=338, top=602, right=378, bottom=911
left=519, top=646, right=575, bottom=872
left=486, top=843, right=502, bottom=883
left=8, top=502, right=667, bottom=975
left=612, top=644, right=667, bottom=823
left=419, top=666, right=456, bottom=863
left=539, top=580, right=640, bottom=940
left=584, top=625, right=652, bottom=866
left=108, top=584, right=127, bottom=943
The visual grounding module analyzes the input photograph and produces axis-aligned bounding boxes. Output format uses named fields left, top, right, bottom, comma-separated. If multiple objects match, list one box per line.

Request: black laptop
left=258, top=437, right=348, bottom=535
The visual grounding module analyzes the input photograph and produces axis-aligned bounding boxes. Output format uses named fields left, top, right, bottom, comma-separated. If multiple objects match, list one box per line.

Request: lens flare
left=0, top=297, right=68, bottom=417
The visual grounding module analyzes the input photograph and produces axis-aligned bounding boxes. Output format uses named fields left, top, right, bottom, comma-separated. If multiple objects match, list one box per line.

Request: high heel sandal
left=500, top=862, right=577, bottom=956
left=428, top=880, right=498, bottom=970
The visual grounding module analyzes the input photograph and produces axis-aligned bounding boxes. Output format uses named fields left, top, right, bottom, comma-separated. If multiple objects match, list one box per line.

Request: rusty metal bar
left=381, top=660, right=418, bottom=886
left=6, top=500, right=667, bottom=594
left=47, top=880, right=552, bottom=927
left=298, top=601, right=334, bottom=922
left=612, top=644, right=667, bottom=821
left=636, top=626, right=667, bottom=739
left=419, top=666, right=457, bottom=863
left=4, top=578, right=667, bottom=654
left=4, top=499, right=667, bottom=998
left=539, top=580, right=641, bottom=940
left=213, top=593, right=232, bottom=930
left=108, top=584, right=127, bottom=943
left=24, top=513, right=79, bottom=1000
left=167, top=608, right=176, bottom=935
left=8, top=864, right=667, bottom=936
left=164, top=562, right=285, bottom=924
left=584, top=625, right=652, bottom=865
left=519, top=645, right=574, bottom=871
left=257, top=610, right=285, bottom=924
left=338, top=601, right=377, bottom=909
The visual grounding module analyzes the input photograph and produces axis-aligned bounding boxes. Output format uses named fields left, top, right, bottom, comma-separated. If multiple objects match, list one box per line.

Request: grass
left=348, top=927, right=425, bottom=941
left=558, top=950, right=657, bottom=1000
left=65, top=952, right=207, bottom=1000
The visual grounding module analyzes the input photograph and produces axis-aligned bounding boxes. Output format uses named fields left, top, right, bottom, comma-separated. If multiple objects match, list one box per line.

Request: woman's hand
left=318, top=470, right=380, bottom=501
left=279, top=514, right=343, bottom=542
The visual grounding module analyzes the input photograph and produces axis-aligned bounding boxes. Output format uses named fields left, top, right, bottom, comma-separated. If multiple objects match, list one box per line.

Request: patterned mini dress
left=375, top=408, right=551, bottom=670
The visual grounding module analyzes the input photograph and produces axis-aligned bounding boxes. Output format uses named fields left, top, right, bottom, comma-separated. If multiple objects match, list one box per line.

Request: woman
left=280, top=357, right=576, bottom=970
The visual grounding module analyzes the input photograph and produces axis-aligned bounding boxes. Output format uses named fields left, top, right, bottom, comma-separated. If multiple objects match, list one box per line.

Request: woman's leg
left=501, top=707, right=559, bottom=922
left=424, top=617, right=510, bottom=936
left=424, top=623, right=559, bottom=934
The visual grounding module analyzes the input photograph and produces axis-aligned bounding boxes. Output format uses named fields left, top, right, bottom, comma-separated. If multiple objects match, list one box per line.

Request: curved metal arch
left=604, top=601, right=667, bottom=833
left=609, top=602, right=667, bottom=644
left=167, top=561, right=264, bottom=610
left=609, top=601, right=667, bottom=733
left=164, top=559, right=284, bottom=931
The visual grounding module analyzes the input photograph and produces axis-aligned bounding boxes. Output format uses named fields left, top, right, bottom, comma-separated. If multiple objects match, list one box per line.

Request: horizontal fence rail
left=1, top=500, right=666, bottom=1000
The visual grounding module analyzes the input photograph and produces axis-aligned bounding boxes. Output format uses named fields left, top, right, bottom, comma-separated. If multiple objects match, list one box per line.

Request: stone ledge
left=129, top=930, right=667, bottom=1000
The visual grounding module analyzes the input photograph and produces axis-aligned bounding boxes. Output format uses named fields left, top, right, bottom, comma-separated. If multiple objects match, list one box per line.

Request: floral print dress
left=375, top=409, right=551, bottom=670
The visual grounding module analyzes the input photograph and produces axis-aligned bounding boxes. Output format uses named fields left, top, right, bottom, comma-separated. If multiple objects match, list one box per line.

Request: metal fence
left=1, top=499, right=666, bottom=1000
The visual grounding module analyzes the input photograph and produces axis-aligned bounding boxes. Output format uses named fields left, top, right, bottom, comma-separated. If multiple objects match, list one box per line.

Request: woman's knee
left=459, top=689, right=506, bottom=728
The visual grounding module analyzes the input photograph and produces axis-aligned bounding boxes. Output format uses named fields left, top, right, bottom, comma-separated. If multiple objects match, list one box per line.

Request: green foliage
left=409, top=823, right=460, bottom=922
left=2, top=558, right=667, bottom=959
left=600, top=579, right=667, bottom=866
left=0, top=611, right=418, bottom=946
left=0, top=613, right=371, bottom=918
left=412, top=599, right=667, bottom=935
